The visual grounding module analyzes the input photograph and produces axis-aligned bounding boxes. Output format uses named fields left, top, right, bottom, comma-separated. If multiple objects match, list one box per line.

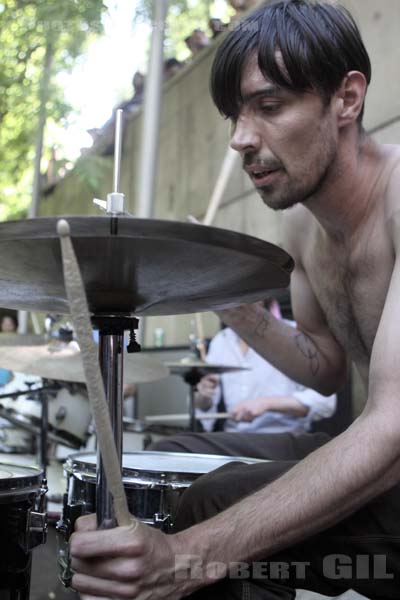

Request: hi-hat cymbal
left=166, top=357, right=248, bottom=376
left=0, top=217, right=293, bottom=315
left=0, top=340, right=169, bottom=384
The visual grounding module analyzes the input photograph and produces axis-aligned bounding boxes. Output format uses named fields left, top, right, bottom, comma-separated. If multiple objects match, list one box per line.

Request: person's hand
left=70, top=514, right=196, bottom=599
left=194, top=373, right=220, bottom=411
left=196, top=373, right=219, bottom=400
left=230, top=396, right=271, bottom=421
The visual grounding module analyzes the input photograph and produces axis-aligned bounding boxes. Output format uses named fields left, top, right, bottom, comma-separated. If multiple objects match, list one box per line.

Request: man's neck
left=304, top=132, right=385, bottom=240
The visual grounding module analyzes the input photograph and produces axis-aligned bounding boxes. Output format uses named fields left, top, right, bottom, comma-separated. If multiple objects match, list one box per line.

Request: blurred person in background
left=195, top=298, right=336, bottom=435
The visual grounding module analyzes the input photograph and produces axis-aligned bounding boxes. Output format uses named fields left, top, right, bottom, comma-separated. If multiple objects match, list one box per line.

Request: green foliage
left=73, top=154, right=112, bottom=193
left=135, top=0, right=233, bottom=61
left=0, top=0, right=105, bottom=221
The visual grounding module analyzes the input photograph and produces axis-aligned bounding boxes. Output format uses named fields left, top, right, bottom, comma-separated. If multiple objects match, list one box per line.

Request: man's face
left=230, top=54, right=339, bottom=210
left=1, top=317, right=16, bottom=333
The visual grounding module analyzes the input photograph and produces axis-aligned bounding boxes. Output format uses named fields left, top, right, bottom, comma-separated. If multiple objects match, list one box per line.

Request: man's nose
left=230, top=115, right=261, bottom=154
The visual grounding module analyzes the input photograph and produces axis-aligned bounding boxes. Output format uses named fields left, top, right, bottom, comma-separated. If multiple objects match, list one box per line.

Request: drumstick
left=57, top=219, right=135, bottom=529
left=145, top=412, right=231, bottom=423
left=203, top=146, right=239, bottom=226
left=193, top=146, right=240, bottom=358
left=194, top=314, right=207, bottom=361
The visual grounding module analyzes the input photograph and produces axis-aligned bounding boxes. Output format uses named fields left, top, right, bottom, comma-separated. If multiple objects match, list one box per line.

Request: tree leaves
left=0, top=0, right=105, bottom=220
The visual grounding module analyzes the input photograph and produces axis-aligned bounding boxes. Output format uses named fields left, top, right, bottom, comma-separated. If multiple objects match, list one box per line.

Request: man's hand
left=197, top=374, right=219, bottom=399
left=230, top=396, right=271, bottom=421
left=70, top=514, right=196, bottom=599
left=194, top=373, right=220, bottom=411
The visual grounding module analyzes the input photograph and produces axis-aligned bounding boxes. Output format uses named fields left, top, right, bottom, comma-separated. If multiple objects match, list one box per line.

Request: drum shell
left=2, top=385, right=91, bottom=448
left=0, top=463, right=46, bottom=599
left=65, top=452, right=199, bottom=528
left=63, top=451, right=264, bottom=529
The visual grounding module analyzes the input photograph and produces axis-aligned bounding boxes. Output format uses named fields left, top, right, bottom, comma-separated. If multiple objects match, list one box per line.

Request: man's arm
left=218, top=272, right=346, bottom=394
left=292, top=386, right=337, bottom=421
left=218, top=213, right=347, bottom=395
left=230, top=383, right=336, bottom=422
left=175, top=214, right=400, bottom=578
left=230, top=394, right=309, bottom=421
left=70, top=285, right=400, bottom=599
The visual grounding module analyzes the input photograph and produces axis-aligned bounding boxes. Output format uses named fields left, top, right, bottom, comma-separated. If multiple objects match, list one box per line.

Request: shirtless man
left=69, top=2, right=400, bottom=598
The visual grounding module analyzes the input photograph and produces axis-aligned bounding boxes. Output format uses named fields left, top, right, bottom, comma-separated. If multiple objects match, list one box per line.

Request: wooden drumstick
left=192, top=146, right=240, bottom=357
left=57, top=219, right=135, bottom=529
left=145, top=412, right=231, bottom=423
left=203, top=146, right=238, bottom=226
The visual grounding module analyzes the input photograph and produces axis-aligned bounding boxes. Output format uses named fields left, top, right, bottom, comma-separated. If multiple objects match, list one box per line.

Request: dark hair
left=210, top=0, right=371, bottom=123
left=165, top=58, right=181, bottom=69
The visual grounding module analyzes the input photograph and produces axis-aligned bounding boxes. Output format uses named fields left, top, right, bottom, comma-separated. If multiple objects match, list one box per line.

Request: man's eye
left=260, top=104, right=280, bottom=113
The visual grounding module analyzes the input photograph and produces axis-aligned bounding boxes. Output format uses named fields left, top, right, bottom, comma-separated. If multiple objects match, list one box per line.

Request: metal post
left=113, top=110, right=123, bottom=194
left=38, top=390, right=49, bottom=478
left=136, top=0, right=169, bottom=218
left=96, top=331, right=124, bottom=529
left=189, top=385, right=198, bottom=432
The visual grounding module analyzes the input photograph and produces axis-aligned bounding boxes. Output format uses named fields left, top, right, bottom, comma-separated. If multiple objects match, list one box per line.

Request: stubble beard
left=257, top=124, right=338, bottom=211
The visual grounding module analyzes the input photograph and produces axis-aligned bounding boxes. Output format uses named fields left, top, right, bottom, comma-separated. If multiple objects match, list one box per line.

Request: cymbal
left=166, top=357, right=248, bottom=376
left=0, top=340, right=169, bottom=384
left=0, top=217, right=293, bottom=315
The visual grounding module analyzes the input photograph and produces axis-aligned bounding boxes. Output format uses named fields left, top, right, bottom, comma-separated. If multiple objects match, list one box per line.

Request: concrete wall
left=39, top=0, right=400, bottom=356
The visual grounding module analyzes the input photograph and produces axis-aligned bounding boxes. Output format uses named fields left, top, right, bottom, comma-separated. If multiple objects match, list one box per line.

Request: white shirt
left=196, top=326, right=336, bottom=433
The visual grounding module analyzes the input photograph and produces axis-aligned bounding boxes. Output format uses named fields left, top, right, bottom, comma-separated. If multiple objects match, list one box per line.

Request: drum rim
left=65, top=451, right=266, bottom=487
left=0, top=461, right=43, bottom=498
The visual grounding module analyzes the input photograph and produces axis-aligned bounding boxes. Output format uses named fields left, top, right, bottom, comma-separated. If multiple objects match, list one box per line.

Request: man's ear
left=334, top=71, right=367, bottom=127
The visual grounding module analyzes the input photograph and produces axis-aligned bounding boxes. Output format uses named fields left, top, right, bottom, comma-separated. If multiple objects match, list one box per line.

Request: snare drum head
left=66, top=451, right=263, bottom=487
left=0, top=462, right=43, bottom=500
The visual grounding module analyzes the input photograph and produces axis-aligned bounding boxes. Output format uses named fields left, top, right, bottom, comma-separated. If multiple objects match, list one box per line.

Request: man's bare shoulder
left=383, top=145, right=400, bottom=250
left=282, top=205, right=314, bottom=260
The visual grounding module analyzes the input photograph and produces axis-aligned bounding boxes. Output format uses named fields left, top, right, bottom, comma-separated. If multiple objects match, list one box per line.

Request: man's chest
left=304, top=225, right=394, bottom=366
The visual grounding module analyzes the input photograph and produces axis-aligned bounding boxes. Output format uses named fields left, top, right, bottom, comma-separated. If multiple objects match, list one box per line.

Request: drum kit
left=166, top=357, right=249, bottom=431
left=0, top=115, right=293, bottom=597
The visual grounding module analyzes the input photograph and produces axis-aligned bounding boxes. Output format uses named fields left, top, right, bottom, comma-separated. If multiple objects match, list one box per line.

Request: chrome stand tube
left=96, top=331, right=124, bottom=529
left=39, top=390, right=49, bottom=478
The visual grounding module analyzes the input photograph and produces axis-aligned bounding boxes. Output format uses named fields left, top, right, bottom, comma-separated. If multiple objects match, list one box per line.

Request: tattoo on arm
left=254, top=312, right=271, bottom=338
left=295, top=333, right=320, bottom=376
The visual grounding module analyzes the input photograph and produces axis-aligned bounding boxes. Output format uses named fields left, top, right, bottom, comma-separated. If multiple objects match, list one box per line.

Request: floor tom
left=0, top=462, right=47, bottom=599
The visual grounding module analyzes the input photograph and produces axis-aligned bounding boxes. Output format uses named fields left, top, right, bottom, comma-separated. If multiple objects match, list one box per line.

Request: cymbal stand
left=91, top=315, right=140, bottom=529
left=92, top=108, right=139, bottom=528
left=38, top=388, right=49, bottom=477
left=182, top=369, right=203, bottom=433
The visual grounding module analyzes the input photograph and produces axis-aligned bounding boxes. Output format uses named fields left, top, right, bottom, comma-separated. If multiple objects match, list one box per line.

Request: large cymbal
left=0, top=217, right=293, bottom=315
left=166, top=357, right=248, bottom=376
left=0, top=337, right=169, bottom=384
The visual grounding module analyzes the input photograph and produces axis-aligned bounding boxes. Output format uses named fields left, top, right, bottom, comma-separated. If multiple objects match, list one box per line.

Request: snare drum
left=57, top=451, right=261, bottom=586
left=0, top=462, right=47, bottom=599
left=60, top=451, right=262, bottom=530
